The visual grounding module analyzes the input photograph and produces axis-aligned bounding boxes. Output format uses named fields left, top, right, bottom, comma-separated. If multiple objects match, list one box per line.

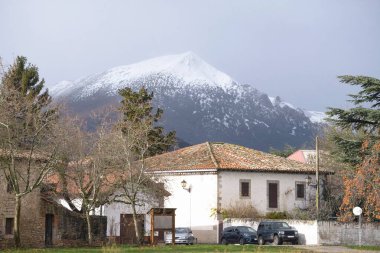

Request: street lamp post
left=181, top=180, right=192, bottom=228
left=315, top=136, right=320, bottom=220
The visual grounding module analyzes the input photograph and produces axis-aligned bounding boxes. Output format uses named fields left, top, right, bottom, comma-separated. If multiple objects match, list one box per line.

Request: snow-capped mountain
left=51, top=52, right=324, bottom=151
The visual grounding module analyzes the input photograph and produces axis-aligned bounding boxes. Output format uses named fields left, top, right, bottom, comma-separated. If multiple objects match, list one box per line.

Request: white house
left=145, top=142, right=331, bottom=244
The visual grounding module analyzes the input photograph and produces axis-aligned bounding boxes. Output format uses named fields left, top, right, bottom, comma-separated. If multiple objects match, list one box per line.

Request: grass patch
left=2, top=244, right=313, bottom=253
left=346, top=245, right=380, bottom=251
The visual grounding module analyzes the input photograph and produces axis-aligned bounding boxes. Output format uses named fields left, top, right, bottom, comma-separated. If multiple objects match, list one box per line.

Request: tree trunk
left=14, top=195, right=21, bottom=248
left=131, top=203, right=142, bottom=245
left=85, top=211, right=93, bottom=246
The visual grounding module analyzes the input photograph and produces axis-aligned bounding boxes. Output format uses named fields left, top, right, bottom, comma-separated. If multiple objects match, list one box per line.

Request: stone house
left=0, top=164, right=107, bottom=248
left=144, top=142, right=332, bottom=244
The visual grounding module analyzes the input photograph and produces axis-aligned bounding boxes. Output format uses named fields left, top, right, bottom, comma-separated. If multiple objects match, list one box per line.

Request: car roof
left=259, top=221, right=286, bottom=224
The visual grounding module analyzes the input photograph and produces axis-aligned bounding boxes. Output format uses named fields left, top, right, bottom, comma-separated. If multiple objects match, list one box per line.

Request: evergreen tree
left=269, top=144, right=296, bottom=158
left=118, top=87, right=176, bottom=157
left=327, top=76, right=380, bottom=166
left=326, top=75, right=380, bottom=221
left=327, top=75, right=380, bottom=133
left=0, top=56, right=59, bottom=247
left=1, top=56, right=54, bottom=148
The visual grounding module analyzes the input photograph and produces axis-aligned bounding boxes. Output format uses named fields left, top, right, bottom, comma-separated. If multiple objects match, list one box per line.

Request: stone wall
left=318, top=221, right=380, bottom=246
left=0, top=178, right=107, bottom=248
left=0, top=176, right=17, bottom=247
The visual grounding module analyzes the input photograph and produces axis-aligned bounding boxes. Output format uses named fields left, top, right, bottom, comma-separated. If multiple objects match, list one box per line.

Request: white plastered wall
left=163, top=173, right=219, bottom=243
left=219, top=171, right=316, bottom=215
left=103, top=191, right=156, bottom=237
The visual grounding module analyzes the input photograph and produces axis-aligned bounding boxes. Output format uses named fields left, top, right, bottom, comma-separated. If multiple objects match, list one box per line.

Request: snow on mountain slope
left=268, top=96, right=326, bottom=123
left=50, top=52, right=324, bottom=151
left=269, top=96, right=298, bottom=110
left=50, top=51, right=236, bottom=99
left=304, top=111, right=326, bottom=124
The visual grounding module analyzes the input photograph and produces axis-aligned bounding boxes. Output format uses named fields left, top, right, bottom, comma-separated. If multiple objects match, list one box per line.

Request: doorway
left=268, top=181, right=279, bottom=209
left=120, top=214, right=145, bottom=244
left=45, top=214, right=54, bottom=246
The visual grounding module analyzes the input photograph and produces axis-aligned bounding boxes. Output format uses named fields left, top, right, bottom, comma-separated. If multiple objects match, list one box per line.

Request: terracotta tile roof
left=0, top=149, right=52, bottom=161
left=145, top=142, right=332, bottom=174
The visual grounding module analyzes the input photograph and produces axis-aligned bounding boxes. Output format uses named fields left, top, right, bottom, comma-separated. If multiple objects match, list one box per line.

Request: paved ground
left=296, top=245, right=380, bottom=253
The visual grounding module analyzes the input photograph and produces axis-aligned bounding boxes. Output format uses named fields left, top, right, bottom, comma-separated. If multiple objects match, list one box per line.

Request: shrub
left=265, top=211, right=288, bottom=219
left=211, top=201, right=260, bottom=219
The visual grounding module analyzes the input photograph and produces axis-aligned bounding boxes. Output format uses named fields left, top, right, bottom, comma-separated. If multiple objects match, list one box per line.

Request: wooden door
left=45, top=214, right=54, bottom=246
left=268, top=182, right=278, bottom=208
left=120, top=214, right=144, bottom=244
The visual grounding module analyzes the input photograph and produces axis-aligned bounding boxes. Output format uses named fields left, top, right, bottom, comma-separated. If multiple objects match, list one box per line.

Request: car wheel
left=292, top=240, right=298, bottom=245
left=258, top=236, right=264, bottom=245
left=273, top=235, right=280, bottom=245
left=239, top=237, right=245, bottom=245
left=221, top=238, right=228, bottom=245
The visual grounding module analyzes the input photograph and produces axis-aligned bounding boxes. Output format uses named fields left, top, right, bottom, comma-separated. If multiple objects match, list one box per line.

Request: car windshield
left=175, top=228, right=189, bottom=233
left=238, top=226, right=256, bottom=233
left=274, top=222, right=290, bottom=228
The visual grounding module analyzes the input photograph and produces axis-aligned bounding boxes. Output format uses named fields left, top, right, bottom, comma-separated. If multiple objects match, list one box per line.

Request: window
left=7, top=179, right=13, bottom=193
left=239, top=179, right=251, bottom=198
left=295, top=182, right=306, bottom=199
left=5, top=218, right=14, bottom=235
left=225, top=227, right=234, bottom=233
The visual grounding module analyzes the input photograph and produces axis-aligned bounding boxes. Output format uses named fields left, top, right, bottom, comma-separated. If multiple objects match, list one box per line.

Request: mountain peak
left=51, top=52, right=237, bottom=98
left=176, top=51, right=203, bottom=67
left=121, top=51, right=236, bottom=89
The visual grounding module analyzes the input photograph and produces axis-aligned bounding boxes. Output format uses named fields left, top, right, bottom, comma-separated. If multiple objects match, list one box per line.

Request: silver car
left=165, top=227, right=196, bottom=245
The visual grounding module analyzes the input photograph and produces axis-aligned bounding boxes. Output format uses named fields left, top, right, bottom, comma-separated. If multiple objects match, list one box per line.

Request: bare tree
left=0, top=56, right=60, bottom=247
left=105, top=124, right=158, bottom=245
left=53, top=116, right=115, bottom=245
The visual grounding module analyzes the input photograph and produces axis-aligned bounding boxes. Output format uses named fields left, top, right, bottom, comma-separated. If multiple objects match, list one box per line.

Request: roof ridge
left=206, top=142, right=219, bottom=169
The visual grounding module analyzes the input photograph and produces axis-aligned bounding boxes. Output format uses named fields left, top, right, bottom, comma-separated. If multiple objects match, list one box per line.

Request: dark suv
left=257, top=221, right=298, bottom=245
left=220, top=226, right=257, bottom=245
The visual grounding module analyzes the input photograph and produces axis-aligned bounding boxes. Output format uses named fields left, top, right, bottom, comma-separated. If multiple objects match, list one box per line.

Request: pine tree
left=118, top=87, right=176, bottom=157
left=113, top=87, right=175, bottom=245
left=0, top=56, right=59, bottom=247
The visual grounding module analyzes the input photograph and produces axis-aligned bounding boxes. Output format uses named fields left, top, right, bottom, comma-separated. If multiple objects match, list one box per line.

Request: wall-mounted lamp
left=181, top=179, right=191, bottom=193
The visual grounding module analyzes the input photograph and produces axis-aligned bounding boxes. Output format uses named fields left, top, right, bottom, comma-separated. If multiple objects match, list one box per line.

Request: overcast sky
left=1, top=0, right=379, bottom=111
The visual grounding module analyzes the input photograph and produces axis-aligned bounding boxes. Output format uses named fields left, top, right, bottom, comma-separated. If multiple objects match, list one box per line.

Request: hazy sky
left=1, top=0, right=379, bottom=111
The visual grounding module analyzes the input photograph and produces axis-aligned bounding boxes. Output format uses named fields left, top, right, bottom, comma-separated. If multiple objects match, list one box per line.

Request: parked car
left=257, top=221, right=298, bottom=245
left=220, top=226, right=257, bottom=245
left=165, top=227, right=196, bottom=245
